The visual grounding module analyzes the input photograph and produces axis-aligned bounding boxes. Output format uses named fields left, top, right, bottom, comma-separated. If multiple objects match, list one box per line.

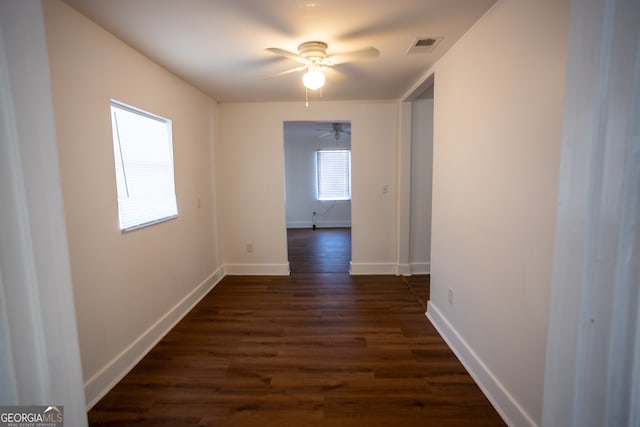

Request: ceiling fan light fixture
left=303, top=67, right=325, bottom=90
left=267, top=40, right=380, bottom=101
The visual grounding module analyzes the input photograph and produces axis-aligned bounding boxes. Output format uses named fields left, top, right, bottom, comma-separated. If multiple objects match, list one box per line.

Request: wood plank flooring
left=287, top=228, right=351, bottom=273
left=88, top=229, right=505, bottom=426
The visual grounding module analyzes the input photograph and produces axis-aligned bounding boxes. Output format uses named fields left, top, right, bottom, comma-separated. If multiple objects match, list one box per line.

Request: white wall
left=284, top=122, right=351, bottom=228
left=424, top=0, right=570, bottom=425
left=42, top=0, right=222, bottom=408
left=216, top=102, right=397, bottom=275
left=0, top=1, right=87, bottom=424
left=409, top=98, right=433, bottom=274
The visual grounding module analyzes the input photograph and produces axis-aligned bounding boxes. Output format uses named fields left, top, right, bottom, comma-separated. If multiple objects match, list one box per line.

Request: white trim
left=287, top=221, right=311, bottom=229
left=349, top=262, right=397, bottom=275
left=395, top=102, right=412, bottom=275
left=410, top=262, right=430, bottom=275
left=541, top=0, right=640, bottom=425
left=316, top=220, right=351, bottom=228
left=427, top=302, right=533, bottom=427
left=223, top=263, right=290, bottom=276
left=0, top=2, right=87, bottom=424
left=84, top=267, right=224, bottom=409
left=396, top=263, right=411, bottom=276
left=287, top=221, right=352, bottom=229
left=0, top=19, right=34, bottom=405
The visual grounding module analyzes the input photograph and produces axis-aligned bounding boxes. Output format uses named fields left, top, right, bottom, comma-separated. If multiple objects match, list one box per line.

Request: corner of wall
left=84, top=267, right=225, bottom=409
left=426, top=302, right=537, bottom=427
left=410, top=262, right=430, bottom=275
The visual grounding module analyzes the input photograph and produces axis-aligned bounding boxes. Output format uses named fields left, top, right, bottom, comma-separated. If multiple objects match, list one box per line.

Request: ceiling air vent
left=407, top=37, right=443, bottom=54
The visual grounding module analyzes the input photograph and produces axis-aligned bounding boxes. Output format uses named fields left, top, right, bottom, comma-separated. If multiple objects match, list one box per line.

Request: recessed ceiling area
left=61, top=0, right=496, bottom=103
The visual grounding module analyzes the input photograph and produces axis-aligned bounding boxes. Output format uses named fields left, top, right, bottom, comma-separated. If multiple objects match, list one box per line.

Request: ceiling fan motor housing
left=298, top=41, right=328, bottom=61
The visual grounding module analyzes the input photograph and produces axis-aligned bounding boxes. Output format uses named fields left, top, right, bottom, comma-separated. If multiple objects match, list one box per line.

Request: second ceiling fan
left=318, top=122, right=351, bottom=141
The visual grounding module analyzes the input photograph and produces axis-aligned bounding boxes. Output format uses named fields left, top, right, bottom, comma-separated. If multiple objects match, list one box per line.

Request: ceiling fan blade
left=328, top=47, right=380, bottom=65
left=321, top=67, right=345, bottom=83
left=265, top=47, right=308, bottom=64
left=265, top=64, right=308, bottom=79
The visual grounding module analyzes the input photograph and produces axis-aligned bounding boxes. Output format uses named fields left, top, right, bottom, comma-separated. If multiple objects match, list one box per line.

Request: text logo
left=0, top=405, right=63, bottom=427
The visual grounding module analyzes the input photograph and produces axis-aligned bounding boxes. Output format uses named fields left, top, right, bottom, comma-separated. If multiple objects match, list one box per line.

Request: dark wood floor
left=88, top=228, right=505, bottom=426
left=287, top=228, right=351, bottom=273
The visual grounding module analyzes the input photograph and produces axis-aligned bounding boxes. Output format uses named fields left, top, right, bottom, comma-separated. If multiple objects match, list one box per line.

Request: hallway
left=88, top=272, right=503, bottom=426
left=287, top=228, right=351, bottom=273
left=87, top=228, right=503, bottom=426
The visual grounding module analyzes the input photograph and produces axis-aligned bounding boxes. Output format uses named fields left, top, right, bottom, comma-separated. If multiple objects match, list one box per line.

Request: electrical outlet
left=246, top=243, right=253, bottom=253
left=448, top=288, right=454, bottom=305
left=382, top=184, right=389, bottom=194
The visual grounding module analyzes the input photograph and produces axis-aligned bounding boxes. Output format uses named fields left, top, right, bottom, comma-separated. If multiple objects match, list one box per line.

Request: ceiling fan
left=266, top=41, right=379, bottom=91
left=318, top=122, right=351, bottom=141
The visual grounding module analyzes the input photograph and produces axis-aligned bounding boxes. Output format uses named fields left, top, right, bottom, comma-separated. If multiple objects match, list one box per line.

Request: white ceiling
left=61, top=0, right=496, bottom=103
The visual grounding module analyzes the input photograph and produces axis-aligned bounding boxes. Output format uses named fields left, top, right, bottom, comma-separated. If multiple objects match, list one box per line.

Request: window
left=316, top=150, right=351, bottom=200
left=110, top=101, right=178, bottom=231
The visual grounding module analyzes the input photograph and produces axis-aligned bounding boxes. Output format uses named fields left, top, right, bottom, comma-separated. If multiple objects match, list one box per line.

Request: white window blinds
left=110, top=101, right=178, bottom=231
left=316, top=150, right=351, bottom=201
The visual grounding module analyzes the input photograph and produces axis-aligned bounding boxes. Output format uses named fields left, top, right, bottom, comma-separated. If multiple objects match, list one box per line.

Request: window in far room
left=110, top=100, right=178, bottom=232
left=316, top=149, right=351, bottom=201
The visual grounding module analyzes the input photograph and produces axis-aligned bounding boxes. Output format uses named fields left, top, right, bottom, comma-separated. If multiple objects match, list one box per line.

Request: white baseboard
left=394, top=263, right=431, bottom=276
left=286, top=221, right=311, bottom=228
left=396, top=263, right=411, bottom=276
left=426, top=302, right=536, bottom=427
left=224, top=263, right=290, bottom=276
left=410, top=262, right=430, bottom=274
left=349, top=262, right=397, bottom=275
left=286, top=221, right=352, bottom=229
left=315, top=220, right=351, bottom=228
left=84, top=266, right=225, bottom=409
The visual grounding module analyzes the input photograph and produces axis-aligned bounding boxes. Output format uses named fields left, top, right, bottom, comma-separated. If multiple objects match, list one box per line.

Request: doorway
left=283, top=121, right=352, bottom=273
left=287, top=228, right=351, bottom=273
left=409, top=84, right=434, bottom=274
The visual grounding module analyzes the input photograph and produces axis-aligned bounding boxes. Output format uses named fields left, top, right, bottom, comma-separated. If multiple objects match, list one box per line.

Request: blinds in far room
left=316, top=149, right=351, bottom=201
